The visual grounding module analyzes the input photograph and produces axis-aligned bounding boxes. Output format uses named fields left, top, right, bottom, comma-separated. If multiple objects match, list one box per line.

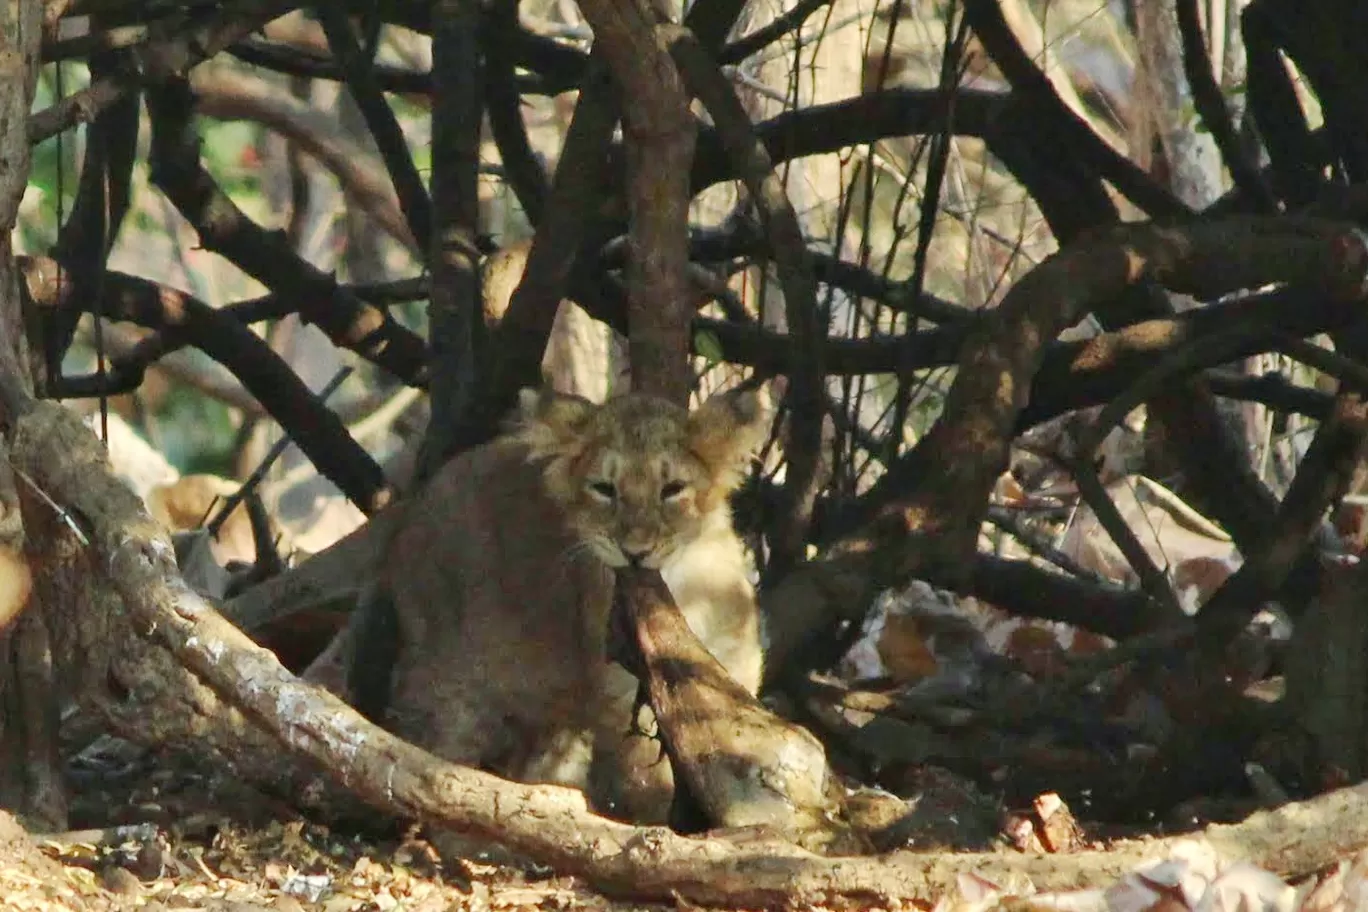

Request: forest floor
left=1, top=737, right=672, bottom=912
left=6, top=727, right=1368, bottom=911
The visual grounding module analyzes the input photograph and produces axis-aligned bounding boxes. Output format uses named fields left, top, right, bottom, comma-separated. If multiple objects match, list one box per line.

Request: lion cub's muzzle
left=603, top=533, right=673, bottom=570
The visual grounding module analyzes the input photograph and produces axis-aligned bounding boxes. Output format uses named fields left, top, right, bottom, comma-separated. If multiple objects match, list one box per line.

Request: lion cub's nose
left=621, top=545, right=650, bottom=567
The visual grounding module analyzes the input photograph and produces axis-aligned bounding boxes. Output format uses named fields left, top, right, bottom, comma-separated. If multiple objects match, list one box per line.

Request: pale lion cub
left=365, top=385, right=770, bottom=823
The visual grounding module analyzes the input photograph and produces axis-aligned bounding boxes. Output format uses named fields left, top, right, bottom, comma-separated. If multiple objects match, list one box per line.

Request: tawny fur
left=323, top=387, right=770, bottom=824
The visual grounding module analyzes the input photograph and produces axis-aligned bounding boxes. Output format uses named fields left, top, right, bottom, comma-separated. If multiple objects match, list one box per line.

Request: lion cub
left=365, top=386, right=770, bottom=823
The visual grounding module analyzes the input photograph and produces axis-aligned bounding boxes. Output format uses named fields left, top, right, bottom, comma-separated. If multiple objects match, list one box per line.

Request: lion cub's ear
left=511, top=387, right=597, bottom=458
left=688, top=386, right=772, bottom=490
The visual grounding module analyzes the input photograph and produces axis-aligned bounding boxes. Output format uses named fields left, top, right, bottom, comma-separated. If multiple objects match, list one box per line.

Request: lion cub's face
left=511, top=387, right=770, bottom=570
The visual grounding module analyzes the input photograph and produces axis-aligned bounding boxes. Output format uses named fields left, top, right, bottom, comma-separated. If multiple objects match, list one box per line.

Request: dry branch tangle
left=762, top=216, right=1368, bottom=675
left=5, top=359, right=1368, bottom=904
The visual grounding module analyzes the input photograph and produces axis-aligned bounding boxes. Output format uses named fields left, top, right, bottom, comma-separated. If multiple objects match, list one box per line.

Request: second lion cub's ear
left=511, top=387, right=597, bottom=458
left=688, top=385, right=772, bottom=489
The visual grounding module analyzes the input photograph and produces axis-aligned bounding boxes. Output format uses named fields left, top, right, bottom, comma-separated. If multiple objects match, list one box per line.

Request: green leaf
left=693, top=328, right=724, bottom=365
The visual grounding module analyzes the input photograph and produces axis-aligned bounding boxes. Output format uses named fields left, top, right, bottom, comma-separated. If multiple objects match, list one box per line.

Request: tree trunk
left=0, top=0, right=61, bottom=828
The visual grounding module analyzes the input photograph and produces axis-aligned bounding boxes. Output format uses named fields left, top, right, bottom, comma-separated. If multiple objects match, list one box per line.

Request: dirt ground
left=1, top=739, right=671, bottom=912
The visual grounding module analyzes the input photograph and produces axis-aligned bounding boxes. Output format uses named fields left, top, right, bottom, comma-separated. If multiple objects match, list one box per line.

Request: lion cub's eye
left=588, top=480, right=617, bottom=501
left=660, top=480, right=687, bottom=501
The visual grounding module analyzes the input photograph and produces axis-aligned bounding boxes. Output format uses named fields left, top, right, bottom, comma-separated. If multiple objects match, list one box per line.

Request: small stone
left=133, top=841, right=167, bottom=879
left=100, top=864, right=142, bottom=895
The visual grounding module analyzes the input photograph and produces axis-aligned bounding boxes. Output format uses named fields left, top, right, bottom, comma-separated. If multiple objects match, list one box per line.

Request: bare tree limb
left=21, top=259, right=392, bottom=515
left=27, top=0, right=294, bottom=143
left=961, top=0, right=1189, bottom=220
left=664, top=26, right=823, bottom=578
left=40, top=39, right=139, bottom=386
left=7, top=372, right=1368, bottom=903
left=471, top=57, right=619, bottom=444
left=483, top=1, right=550, bottom=225
left=1197, top=392, right=1368, bottom=647
left=76, top=320, right=266, bottom=416
left=414, top=0, right=486, bottom=479
left=576, top=0, right=696, bottom=403
left=717, top=0, right=832, bottom=65
left=317, top=3, right=432, bottom=252
left=144, top=73, right=428, bottom=388
left=1174, top=0, right=1275, bottom=211
left=192, top=65, right=419, bottom=252
left=0, top=0, right=61, bottom=829
left=21, top=392, right=1368, bottom=902
left=226, top=36, right=431, bottom=95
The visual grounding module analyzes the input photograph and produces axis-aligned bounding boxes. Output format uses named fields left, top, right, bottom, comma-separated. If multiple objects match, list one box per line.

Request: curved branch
left=73, top=278, right=429, bottom=393
left=191, top=65, right=419, bottom=252
left=1021, top=284, right=1363, bottom=429
left=145, top=74, right=428, bottom=387
left=691, top=87, right=1012, bottom=195
left=1204, top=369, right=1334, bottom=420
left=6, top=387, right=1368, bottom=906
left=22, top=259, right=392, bottom=515
left=1197, top=393, right=1368, bottom=647
left=961, top=0, right=1189, bottom=220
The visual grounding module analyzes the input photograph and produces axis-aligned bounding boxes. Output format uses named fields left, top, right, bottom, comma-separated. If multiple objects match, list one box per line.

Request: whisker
left=558, top=539, right=595, bottom=569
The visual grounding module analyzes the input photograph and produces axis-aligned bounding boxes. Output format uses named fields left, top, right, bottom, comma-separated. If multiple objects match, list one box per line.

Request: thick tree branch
left=19, top=388, right=1368, bottom=902
left=52, top=277, right=427, bottom=402
left=6, top=370, right=1368, bottom=904
left=1019, top=284, right=1364, bottom=429
left=41, top=41, right=139, bottom=387
left=470, top=58, right=619, bottom=445
left=576, top=0, right=696, bottom=403
left=0, top=0, right=58, bottom=829
left=414, top=0, right=486, bottom=479
left=1197, top=392, right=1368, bottom=647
